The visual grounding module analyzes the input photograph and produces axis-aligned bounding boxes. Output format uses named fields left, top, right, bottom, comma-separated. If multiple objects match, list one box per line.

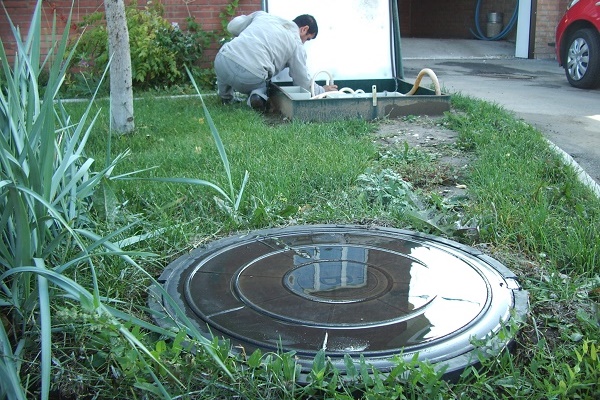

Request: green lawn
left=3, top=85, right=598, bottom=398
left=59, top=93, right=599, bottom=398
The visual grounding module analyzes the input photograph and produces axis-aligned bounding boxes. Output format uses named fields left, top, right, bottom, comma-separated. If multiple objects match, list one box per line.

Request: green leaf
left=247, top=349, right=263, bottom=368
left=344, top=354, right=358, bottom=380
left=0, top=314, right=27, bottom=399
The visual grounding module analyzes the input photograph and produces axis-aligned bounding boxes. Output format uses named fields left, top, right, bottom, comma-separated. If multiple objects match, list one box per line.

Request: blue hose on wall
left=471, top=0, right=519, bottom=41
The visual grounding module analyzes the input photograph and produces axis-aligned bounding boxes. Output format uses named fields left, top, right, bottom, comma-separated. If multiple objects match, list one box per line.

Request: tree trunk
left=104, top=0, right=134, bottom=134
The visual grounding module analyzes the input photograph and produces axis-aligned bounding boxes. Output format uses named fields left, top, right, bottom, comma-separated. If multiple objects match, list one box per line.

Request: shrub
left=67, top=1, right=215, bottom=94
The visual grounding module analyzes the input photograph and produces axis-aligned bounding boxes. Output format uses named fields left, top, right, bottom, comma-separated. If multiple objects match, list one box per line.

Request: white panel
left=265, top=0, right=393, bottom=81
left=515, top=0, right=532, bottom=58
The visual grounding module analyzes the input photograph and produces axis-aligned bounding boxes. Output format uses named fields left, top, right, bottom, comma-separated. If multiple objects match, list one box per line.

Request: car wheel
left=564, top=28, right=600, bottom=89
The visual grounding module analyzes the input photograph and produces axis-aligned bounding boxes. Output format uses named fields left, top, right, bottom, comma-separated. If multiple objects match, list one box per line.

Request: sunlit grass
left=448, top=94, right=600, bottom=275
left=3, top=5, right=598, bottom=394
left=11, top=84, right=600, bottom=398
left=66, top=96, right=377, bottom=233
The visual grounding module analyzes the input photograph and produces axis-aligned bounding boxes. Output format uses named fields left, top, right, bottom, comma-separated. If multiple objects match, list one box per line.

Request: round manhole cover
left=150, top=225, right=528, bottom=379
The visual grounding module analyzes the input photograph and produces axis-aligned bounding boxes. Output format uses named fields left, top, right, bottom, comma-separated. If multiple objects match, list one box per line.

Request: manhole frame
left=148, top=224, right=529, bottom=381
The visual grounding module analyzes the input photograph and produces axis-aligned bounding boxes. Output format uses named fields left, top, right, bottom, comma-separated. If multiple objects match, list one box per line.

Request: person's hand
left=323, top=84, right=338, bottom=92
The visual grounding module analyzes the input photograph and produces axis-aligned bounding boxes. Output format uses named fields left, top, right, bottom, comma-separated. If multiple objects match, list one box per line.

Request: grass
left=5, top=2, right=594, bottom=398
left=448, top=96, right=600, bottom=275
left=2, top=5, right=598, bottom=391
left=68, top=95, right=378, bottom=255
left=49, top=93, right=599, bottom=398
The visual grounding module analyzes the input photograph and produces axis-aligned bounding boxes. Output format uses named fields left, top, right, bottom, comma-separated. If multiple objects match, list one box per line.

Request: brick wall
left=534, top=0, right=570, bottom=58
left=0, top=1, right=573, bottom=65
left=0, top=0, right=262, bottom=65
left=161, top=0, right=259, bottom=30
left=0, top=1, right=108, bottom=63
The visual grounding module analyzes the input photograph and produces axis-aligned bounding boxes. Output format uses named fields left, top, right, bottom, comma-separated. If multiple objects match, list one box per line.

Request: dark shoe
left=249, top=94, right=267, bottom=112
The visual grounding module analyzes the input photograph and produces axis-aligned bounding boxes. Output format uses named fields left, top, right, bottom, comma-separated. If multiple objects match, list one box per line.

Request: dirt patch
left=373, top=115, right=474, bottom=199
left=374, top=116, right=463, bottom=161
left=262, top=110, right=475, bottom=200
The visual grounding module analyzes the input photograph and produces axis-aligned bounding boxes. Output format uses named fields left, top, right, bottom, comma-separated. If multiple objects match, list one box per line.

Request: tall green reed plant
left=0, top=2, right=230, bottom=398
left=125, top=66, right=249, bottom=223
left=187, top=66, right=249, bottom=219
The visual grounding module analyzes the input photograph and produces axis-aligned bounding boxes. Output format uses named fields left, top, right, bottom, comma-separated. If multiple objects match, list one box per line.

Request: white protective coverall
left=214, top=11, right=325, bottom=104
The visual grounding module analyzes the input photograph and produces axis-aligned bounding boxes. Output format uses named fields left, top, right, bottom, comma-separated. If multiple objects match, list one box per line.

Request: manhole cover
left=149, top=225, right=528, bottom=379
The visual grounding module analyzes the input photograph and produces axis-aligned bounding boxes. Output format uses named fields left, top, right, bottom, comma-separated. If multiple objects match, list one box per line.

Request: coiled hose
left=309, top=68, right=441, bottom=99
left=471, top=0, right=519, bottom=41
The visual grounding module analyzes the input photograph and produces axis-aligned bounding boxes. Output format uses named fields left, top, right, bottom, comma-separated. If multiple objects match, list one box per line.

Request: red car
left=555, top=0, right=600, bottom=89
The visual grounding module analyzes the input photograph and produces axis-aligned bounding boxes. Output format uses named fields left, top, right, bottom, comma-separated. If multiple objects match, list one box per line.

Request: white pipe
left=309, top=70, right=334, bottom=97
left=309, top=88, right=366, bottom=100
left=308, top=68, right=441, bottom=100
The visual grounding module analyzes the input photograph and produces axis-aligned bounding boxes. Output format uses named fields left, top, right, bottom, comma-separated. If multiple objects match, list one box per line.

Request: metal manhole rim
left=149, top=224, right=528, bottom=380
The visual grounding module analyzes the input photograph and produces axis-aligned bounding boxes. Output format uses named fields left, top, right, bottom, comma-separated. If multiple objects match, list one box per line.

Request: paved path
left=401, top=39, right=600, bottom=189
